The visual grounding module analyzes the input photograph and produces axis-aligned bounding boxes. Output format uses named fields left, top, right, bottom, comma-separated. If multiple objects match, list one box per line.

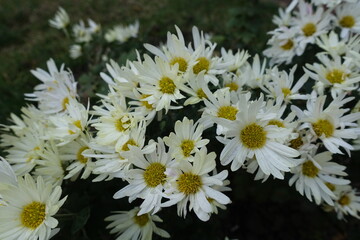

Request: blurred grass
left=1, top=0, right=360, bottom=240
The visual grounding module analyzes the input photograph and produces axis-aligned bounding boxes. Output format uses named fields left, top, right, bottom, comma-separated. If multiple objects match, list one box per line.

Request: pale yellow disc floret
left=289, top=136, right=303, bottom=150
left=170, top=57, right=188, bottom=72
left=225, top=82, right=239, bottom=91
left=21, top=201, right=46, bottom=229
left=281, top=87, right=292, bottom=97
left=302, top=23, right=317, bottom=37
left=180, top=140, right=195, bottom=157
left=326, top=69, right=346, bottom=84
left=121, top=139, right=137, bottom=152
left=193, top=57, right=210, bottom=74
left=268, top=119, right=285, bottom=128
left=339, top=15, right=355, bottom=28
left=177, top=172, right=202, bottom=195
left=196, top=89, right=208, bottom=99
left=302, top=160, right=319, bottom=178
left=159, top=77, right=176, bottom=94
left=240, top=123, right=267, bottom=149
left=141, top=94, right=154, bottom=110
left=312, top=119, right=334, bottom=138
left=338, top=194, right=351, bottom=206
left=62, top=97, right=69, bottom=110
left=115, top=116, right=131, bottom=132
left=280, top=39, right=294, bottom=50
left=133, top=213, right=149, bottom=227
left=217, top=106, right=238, bottom=121
left=325, top=182, right=336, bottom=192
left=143, top=162, right=166, bottom=188
left=77, top=146, right=89, bottom=164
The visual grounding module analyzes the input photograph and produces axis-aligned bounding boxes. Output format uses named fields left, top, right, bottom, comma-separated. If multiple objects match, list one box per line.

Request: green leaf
left=71, top=207, right=91, bottom=234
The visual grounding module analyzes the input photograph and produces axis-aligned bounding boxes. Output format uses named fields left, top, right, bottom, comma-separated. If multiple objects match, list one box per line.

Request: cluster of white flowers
left=1, top=0, right=360, bottom=239
left=48, top=7, right=139, bottom=59
left=264, top=0, right=360, bottom=65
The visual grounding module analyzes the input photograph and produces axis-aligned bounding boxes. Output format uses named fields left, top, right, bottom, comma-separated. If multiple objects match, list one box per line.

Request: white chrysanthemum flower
left=0, top=157, right=17, bottom=191
left=292, top=0, right=331, bottom=53
left=220, top=48, right=249, bottom=73
left=114, top=139, right=174, bottom=215
left=263, top=27, right=299, bottom=65
left=105, top=207, right=170, bottom=240
left=104, top=21, right=139, bottom=43
left=135, top=55, right=185, bottom=113
left=59, top=133, right=95, bottom=181
left=335, top=2, right=360, bottom=39
left=87, top=18, right=101, bottom=34
left=311, top=0, right=357, bottom=8
left=316, top=31, right=347, bottom=56
left=263, top=65, right=309, bottom=103
left=305, top=53, right=360, bottom=97
left=47, top=98, right=89, bottom=145
left=163, top=117, right=209, bottom=162
left=292, top=92, right=360, bottom=155
left=49, top=7, right=69, bottom=30
left=181, top=71, right=211, bottom=106
left=69, top=44, right=82, bottom=59
left=289, top=150, right=350, bottom=205
left=28, top=58, right=66, bottom=85
left=91, top=94, right=143, bottom=151
left=34, top=142, right=65, bottom=187
left=217, top=94, right=300, bottom=179
left=162, top=148, right=231, bottom=221
left=0, top=174, right=66, bottom=240
left=241, top=54, right=268, bottom=88
left=72, top=20, right=92, bottom=43
left=332, top=184, right=360, bottom=220
left=221, top=72, right=246, bottom=95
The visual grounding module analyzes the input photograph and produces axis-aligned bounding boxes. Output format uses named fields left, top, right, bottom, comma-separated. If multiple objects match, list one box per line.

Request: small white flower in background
left=105, top=20, right=139, bottom=43
left=72, top=20, right=93, bottom=43
left=163, top=117, right=209, bottom=162
left=162, top=147, right=231, bottom=221
left=331, top=184, right=360, bottom=220
left=49, top=7, right=69, bottom=30
left=87, top=18, right=101, bottom=34
left=105, top=207, right=170, bottom=240
left=0, top=174, right=67, bottom=240
left=289, top=150, right=350, bottom=205
left=69, top=44, right=82, bottom=59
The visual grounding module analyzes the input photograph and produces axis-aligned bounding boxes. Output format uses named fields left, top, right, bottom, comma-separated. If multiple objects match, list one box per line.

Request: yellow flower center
left=177, top=172, right=202, bottom=195
left=121, top=139, right=137, bottom=152
left=217, top=106, right=238, bottom=121
left=180, top=140, right=195, bottom=157
left=282, top=87, right=292, bottom=97
left=302, top=160, right=319, bottom=178
left=268, top=119, right=285, bottom=128
left=62, top=97, right=69, bottom=110
left=289, top=136, right=303, bottom=150
left=280, top=39, right=294, bottom=50
left=143, top=162, right=166, bottom=188
left=133, top=213, right=149, bottom=227
left=240, top=123, right=267, bottom=149
left=302, top=22, right=317, bottom=37
left=170, top=57, right=188, bottom=72
left=338, top=194, right=351, bottom=206
left=325, top=182, right=336, bottom=192
left=193, top=57, right=210, bottom=74
left=312, top=119, right=334, bottom=138
left=326, top=69, right=346, bottom=84
left=115, top=116, right=131, bottom=132
left=159, top=77, right=176, bottom=94
left=21, top=201, right=46, bottom=229
left=141, top=94, right=154, bottom=110
left=339, top=15, right=355, bottom=28
left=196, top=89, right=208, bottom=99
left=77, top=146, right=89, bottom=164
left=225, top=82, right=239, bottom=91
left=73, top=120, right=82, bottom=129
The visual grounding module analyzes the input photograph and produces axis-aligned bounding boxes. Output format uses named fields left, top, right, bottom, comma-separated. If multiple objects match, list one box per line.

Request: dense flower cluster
left=1, top=0, right=360, bottom=239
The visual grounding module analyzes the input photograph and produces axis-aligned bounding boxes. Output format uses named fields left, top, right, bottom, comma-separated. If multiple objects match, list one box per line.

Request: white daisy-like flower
left=0, top=157, right=17, bottom=191
left=28, top=58, right=66, bottom=86
left=105, top=207, right=170, bottom=240
left=135, top=55, right=185, bottom=113
left=316, top=31, right=347, bottom=56
left=104, top=20, right=139, bottom=43
left=220, top=48, right=249, bottom=74
left=163, top=117, right=209, bottom=162
left=181, top=71, right=211, bottom=106
left=263, top=65, right=309, bottom=103
left=292, top=92, right=360, bottom=155
left=91, top=94, right=143, bottom=151
left=305, top=53, right=360, bottom=97
left=47, top=98, right=89, bottom=146
left=221, top=72, right=246, bottom=95
left=289, top=150, right=350, bottom=205
left=241, top=54, right=268, bottom=89
left=114, top=138, right=174, bottom=215
left=72, top=20, right=92, bottom=43
left=0, top=174, right=66, bottom=240
left=161, top=147, right=231, bottom=221
left=217, top=94, right=300, bottom=179
left=332, top=184, right=360, bottom=219
left=48, top=7, right=69, bottom=30
left=59, top=133, right=95, bottom=181
left=69, top=44, right=82, bottom=59
left=335, top=2, right=360, bottom=39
